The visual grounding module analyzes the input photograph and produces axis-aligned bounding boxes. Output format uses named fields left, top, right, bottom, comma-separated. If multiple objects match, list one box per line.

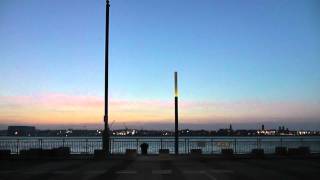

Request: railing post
left=136, top=138, right=139, bottom=152
left=16, top=139, right=19, bottom=154
left=234, top=138, right=237, bottom=154
left=113, top=138, right=115, bottom=153
left=185, top=138, right=187, bottom=154
left=280, top=137, right=283, bottom=147
left=160, top=138, right=163, bottom=150
left=187, top=138, right=190, bottom=154
left=110, top=138, right=113, bottom=154
left=86, top=138, right=88, bottom=154
left=39, top=139, right=42, bottom=149
left=62, top=138, right=65, bottom=147
left=211, top=138, right=214, bottom=154
left=108, top=138, right=111, bottom=153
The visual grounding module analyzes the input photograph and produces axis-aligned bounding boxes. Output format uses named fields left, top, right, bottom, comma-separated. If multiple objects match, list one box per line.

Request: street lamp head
left=174, top=72, right=178, bottom=97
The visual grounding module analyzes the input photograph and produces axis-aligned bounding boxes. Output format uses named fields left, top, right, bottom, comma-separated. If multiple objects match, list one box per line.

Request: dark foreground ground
left=1, top=156, right=320, bottom=180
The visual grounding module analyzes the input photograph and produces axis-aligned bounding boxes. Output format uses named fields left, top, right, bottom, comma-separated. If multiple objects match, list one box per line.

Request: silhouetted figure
left=140, top=143, right=149, bottom=155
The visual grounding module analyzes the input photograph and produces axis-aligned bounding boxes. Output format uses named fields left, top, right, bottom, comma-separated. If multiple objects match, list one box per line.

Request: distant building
left=7, top=126, right=36, bottom=136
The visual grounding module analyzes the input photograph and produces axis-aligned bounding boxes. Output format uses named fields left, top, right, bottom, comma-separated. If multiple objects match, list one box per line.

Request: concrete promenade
left=1, top=156, right=319, bottom=180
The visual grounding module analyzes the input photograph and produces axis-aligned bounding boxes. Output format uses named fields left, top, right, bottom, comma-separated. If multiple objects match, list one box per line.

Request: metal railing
left=0, top=136, right=319, bottom=154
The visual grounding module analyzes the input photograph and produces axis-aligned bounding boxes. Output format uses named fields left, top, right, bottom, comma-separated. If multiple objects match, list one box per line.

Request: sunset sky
left=0, top=0, right=319, bottom=130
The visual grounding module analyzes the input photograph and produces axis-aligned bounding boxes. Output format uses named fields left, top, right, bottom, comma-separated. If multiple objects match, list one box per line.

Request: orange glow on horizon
left=0, top=93, right=320, bottom=125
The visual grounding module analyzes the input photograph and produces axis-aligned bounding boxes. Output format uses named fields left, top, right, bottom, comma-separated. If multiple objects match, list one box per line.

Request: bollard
left=221, top=148, right=234, bottom=158
left=275, top=146, right=287, bottom=156
left=140, top=143, right=149, bottom=155
left=125, top=149, right=137, bottom=160
left=251, top=148, right=264, bottom=158
left=0, top=150, right=11, bottom=160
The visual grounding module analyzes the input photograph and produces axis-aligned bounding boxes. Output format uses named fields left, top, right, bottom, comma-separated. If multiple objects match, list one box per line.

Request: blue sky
left=0, top=0, right=320, bottom=129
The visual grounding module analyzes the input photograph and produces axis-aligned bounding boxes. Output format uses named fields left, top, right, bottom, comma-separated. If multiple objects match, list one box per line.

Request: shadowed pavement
left=1, top=157, right=319, bottom=180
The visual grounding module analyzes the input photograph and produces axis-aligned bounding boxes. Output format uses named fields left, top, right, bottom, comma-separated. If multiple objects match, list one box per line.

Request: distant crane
left=109, top=119, right=116, bottom=129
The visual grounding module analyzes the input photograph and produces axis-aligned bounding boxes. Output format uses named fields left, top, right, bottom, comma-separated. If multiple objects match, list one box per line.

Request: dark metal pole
left=174, top=72, right=179, bottom=155
left=103, top=0, right=110, bottom=157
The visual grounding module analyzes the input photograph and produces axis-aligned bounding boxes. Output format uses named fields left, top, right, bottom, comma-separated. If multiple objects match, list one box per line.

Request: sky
left=0, top=0, right=320, bottom=130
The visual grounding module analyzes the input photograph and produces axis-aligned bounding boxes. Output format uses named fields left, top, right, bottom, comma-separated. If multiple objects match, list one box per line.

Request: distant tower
left=229, top=124, right=233, bottom=131
left=174, top=72, right=179, bottom=155
left=262, top=124, right=265, bottom=131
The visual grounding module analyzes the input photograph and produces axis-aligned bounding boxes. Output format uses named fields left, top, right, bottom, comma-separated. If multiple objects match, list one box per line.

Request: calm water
left=0, top=136, right=319, bottom=154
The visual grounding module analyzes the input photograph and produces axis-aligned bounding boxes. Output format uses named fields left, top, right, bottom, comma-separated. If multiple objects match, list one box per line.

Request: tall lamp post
left=174, top=72, right=179, bottom=155
left=102, top=0, right=110, bottom=157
